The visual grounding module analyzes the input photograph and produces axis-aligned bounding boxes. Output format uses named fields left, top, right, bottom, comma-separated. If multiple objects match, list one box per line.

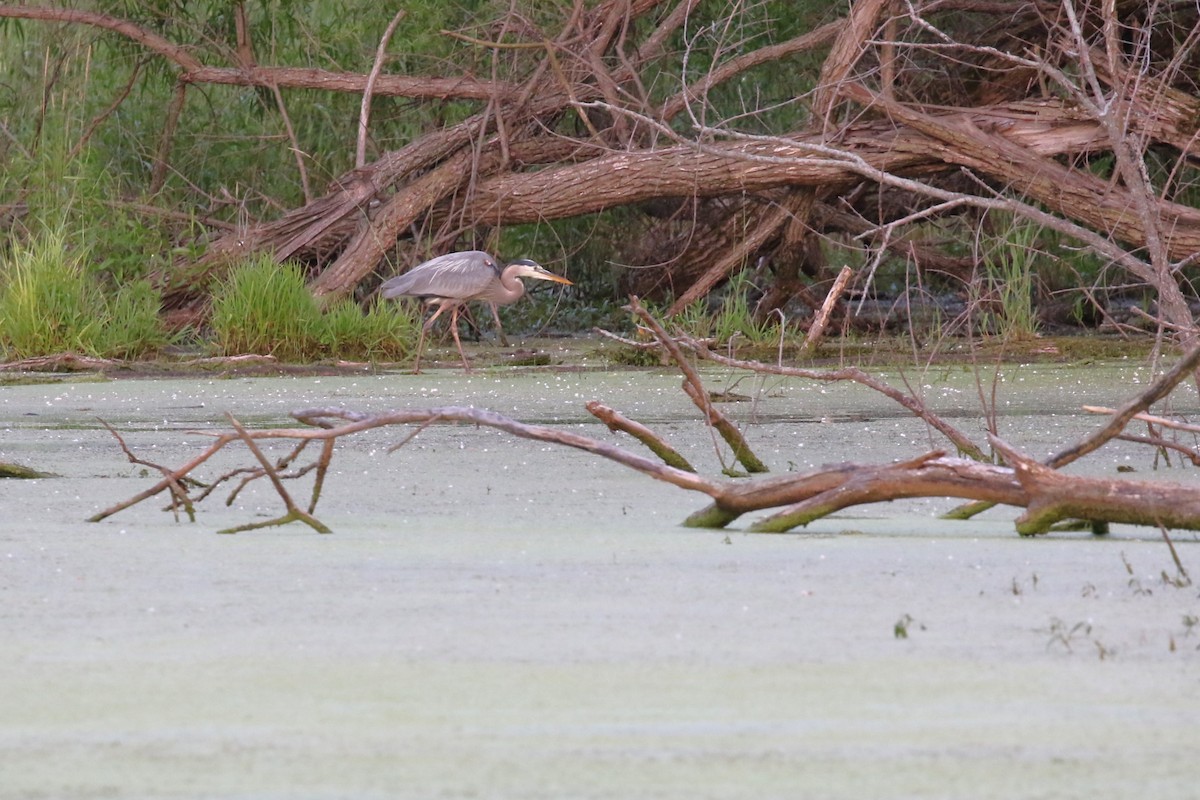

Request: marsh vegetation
left=0, top=0, right=1197, bottom=369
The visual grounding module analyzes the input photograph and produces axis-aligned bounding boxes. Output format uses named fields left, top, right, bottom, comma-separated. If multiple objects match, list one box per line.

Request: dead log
left=743, top=453, right=1026, bottom=533
left=0, top=461, right=57, bottom=479
left=990, top=435, right=1200, bottom=536
left=459, top=101, right=1122, bottom=224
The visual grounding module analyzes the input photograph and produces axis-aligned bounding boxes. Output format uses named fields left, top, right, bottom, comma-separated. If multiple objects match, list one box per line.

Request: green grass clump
left=210, top=257, right=323, bottom=361
left=0, top=231, right=102, bottom=358
left=663, top=271, right=783, bottom=347
left=97, top=280, right=172, bottom=359
left=0, top=229, right=171, bottom=360
left=211, top=256, right=417, bottom=362
left=320, top=298, right=416, bottom=361
left=978, top=214, right=1041, bottom=340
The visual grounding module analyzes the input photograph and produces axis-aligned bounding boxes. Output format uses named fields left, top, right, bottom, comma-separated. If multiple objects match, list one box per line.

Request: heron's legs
left=413, top=300, right=475, bottom=373
left=455, top=304, right=506, bottom=347
left=446, top=306, right=472, bottom=372
left=412, top=302, right=451, bottom=374
left=488, top=302, right=509, bottom=347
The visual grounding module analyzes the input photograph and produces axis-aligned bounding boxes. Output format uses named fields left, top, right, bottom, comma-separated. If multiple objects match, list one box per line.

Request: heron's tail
left=379, top=275, right=414, bottom=299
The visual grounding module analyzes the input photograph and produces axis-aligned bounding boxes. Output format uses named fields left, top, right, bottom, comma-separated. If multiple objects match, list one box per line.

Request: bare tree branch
left=357, top=9, right=407, bottom=169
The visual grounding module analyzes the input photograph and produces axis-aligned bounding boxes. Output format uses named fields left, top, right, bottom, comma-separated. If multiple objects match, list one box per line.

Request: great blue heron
left=380, top=250, right=573, bottom=373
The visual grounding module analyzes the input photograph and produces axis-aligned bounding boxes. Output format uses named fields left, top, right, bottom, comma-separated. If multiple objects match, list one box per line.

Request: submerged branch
left=951, top=340, right=1200, bottom=519
left=90, top=389, right=1200, bottom=537
left=586, top=401, right=695, bottom=472
left=990, top=434, right=1200, bottom=536
left=627, top=296, right=769, bottom=474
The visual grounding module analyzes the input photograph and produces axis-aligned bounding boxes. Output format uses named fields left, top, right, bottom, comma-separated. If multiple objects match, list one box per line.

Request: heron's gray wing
left=380, top=251, right=499, bottom=301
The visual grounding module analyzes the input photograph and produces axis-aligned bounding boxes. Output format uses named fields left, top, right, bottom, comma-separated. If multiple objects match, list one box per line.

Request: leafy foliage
left=977, top=213, right=1041, bottom=340
left=0, top=228, right=170, bottom=359
left=0, top=230, right=103, bottom=358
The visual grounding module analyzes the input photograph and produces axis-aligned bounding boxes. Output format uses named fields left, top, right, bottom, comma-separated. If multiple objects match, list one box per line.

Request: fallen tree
left=85, top=387, right=1200, bottom=537
left=4, top=0, right=1198, bottom=334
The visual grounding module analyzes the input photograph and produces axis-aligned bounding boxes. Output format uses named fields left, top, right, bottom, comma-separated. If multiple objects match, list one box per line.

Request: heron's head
left=506, top=258, right=573, bottom=286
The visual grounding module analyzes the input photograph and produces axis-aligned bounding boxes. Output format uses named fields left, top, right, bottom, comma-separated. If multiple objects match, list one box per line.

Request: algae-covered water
left=1, top=353, right=1198, bottom=798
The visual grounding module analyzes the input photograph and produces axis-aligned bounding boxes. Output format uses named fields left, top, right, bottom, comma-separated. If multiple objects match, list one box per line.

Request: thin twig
left=1159, top=525, right=1191, bottom=585
left=270, top=81, right=312, bottom=204
left=1112, top=433, right=1200, bottom=466
left=387, top=413, right=446, bottom=454
left=90, top=431, right=242, bottom=522
left=1083, top=405, right=1200, bottom=435
left=308, top=438, right=336, bottom=514
left=441, top=29, right=546, bottom=49
left=593, top=327, right=659, bottom=348
left=67, top=58, right=146, bottom=164
left=97, top=419, right=197, bottom=522
left=1049, top=341, right=1200, bottom=468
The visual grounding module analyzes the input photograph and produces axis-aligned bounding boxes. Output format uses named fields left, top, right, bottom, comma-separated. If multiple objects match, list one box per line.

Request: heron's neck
left=499, top=273, right=526, bottom=303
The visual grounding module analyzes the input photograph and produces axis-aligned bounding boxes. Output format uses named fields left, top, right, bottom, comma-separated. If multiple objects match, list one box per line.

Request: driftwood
left=88, top=396, right=1200, bottom=537
left=946, top=341, right=1200, bottom=519
left=0, top=461, right=56, bottom=479
left=989, top=435, right=1200, bottom=537
left=0, top=353, right=118, bottom=372
left=91, top=328, right=1200, bottom=536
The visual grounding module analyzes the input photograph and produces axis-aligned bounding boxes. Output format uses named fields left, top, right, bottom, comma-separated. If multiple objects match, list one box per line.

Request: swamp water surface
left=1, top=356, right=1198, bottom=798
